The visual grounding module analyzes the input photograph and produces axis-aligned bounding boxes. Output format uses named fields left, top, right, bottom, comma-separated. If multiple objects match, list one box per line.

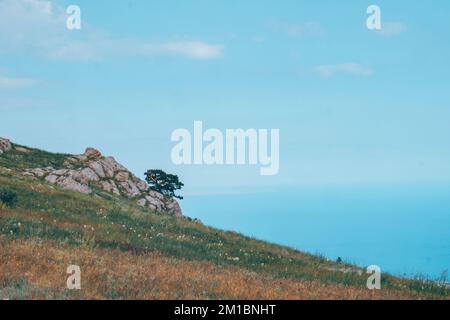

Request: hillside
left=0, top=138, right=448, bottom=300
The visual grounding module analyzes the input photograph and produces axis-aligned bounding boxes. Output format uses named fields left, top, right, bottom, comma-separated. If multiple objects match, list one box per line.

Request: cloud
left=272, top=21, right=325, bottom=38
left=314, top=63, right=373, bottom=77
left=0, top=75, right=36, bottom=89
left=377, top=22, right=407, bottom=37
left=48, top=37, right=224, bottom=61
left=139, top=41, right=223, bottom=60
left=0, top=0, right=224, bottom=61
left=0, top=0, right=64, bottom=50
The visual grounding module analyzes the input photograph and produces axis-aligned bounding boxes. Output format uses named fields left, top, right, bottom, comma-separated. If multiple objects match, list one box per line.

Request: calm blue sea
left=183, top=184, right=450, bottom=279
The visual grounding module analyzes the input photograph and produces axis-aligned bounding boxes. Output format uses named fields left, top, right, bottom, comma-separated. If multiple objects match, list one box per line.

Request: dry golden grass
left=0, top=236, right=433, bottom=300
left=1, top=167, right=448, bottom=300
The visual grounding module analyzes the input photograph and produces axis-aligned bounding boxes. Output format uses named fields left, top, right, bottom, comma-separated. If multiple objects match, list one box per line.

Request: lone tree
left=144, top=169, right=184, bottom=200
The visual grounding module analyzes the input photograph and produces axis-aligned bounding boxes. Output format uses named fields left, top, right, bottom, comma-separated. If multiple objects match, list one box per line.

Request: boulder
left=14, top=146, right=31, bottom=153
left=98, top=157, right=126, bottom=178
left=89, top=161, right=106, bottom=178
left=58, top=176, right=91, bottom=194
left=136, top=180, right=148, bottom=191
left=109, top=180, right=121, bottom=195
left=115, top=171, right=130, bottom=182
left=27, top=168, right=48, bottom=178
left=45, top=175, right=59, bottom=184
left=145, top=195, right=164, bottom=211
left=84, top=148, right=102, bottom=159
left=53, top=169, right=68, bottom=176
left=99, top=180, right=121, bottom=195
left=148, top=190, right=164, bottom=201
left=119, top=180, right=141, bottom=198
left=100, top=180, right=113, bottom=193
left=166, top=200, right=183, bottom=217
left=137, top=198, right=147, bottom=207
left=80, top=168, right=100, bottom=182
left=0, top=138, right=12, bottom=153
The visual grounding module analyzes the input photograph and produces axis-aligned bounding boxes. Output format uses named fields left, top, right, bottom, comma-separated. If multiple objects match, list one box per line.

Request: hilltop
left=0, top=138, right=181, bottom=217
left=0, top=138, right=448, bottom=299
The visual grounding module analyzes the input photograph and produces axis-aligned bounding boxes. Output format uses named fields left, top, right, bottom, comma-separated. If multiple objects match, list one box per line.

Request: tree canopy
left=144, top=169, right=184, bottom=200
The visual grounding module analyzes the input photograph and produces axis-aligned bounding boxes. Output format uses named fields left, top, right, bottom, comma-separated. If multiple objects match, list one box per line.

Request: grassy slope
left=0, top=145, right=449, bottom=299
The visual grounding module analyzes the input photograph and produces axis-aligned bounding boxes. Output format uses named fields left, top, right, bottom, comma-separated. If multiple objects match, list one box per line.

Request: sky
left=1, top=0, right=450, bottom=195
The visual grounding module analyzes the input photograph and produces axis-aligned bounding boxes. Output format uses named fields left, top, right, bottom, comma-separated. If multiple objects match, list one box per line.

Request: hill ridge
left=1, top=137, right=449, bottom=299
left=0, top=137, right=181, bottom=217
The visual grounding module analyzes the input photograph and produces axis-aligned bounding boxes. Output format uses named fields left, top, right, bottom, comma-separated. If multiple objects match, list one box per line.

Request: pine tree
left=144, top=169, right=184, bottom=200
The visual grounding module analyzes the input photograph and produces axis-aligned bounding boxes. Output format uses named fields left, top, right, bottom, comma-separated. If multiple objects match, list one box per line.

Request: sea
left=183, top=184, right=450, bottom=280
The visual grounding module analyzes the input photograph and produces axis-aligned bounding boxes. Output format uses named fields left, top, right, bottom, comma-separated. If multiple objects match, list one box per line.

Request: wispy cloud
left=272, top=21, right=325, bottom=38
left=377, top=22, right=407, bottom=37
left=0, top=0, right=224, bottom=61
left=49, top=38, right=224, bottom=61
left=138, top=41, right=223, bottom=60
left=0, top=75, right=36, bottom=89
left=314, top=63, right=373, bottom=77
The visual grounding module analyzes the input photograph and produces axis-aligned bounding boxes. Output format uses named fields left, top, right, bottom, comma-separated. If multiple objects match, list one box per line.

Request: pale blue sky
left=1, top=0, right=450, bottom=194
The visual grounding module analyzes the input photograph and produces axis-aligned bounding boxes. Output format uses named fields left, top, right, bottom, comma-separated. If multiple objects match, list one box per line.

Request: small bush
left=0, top=187, right=18, bottom=208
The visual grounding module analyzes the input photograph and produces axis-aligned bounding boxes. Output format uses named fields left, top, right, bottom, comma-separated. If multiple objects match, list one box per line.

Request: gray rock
left=137, top=198, right=147, bottom=207
left=100, top=180, right=113, bottom=192
left=145, top=195, right=164, bottom=211
left=45, top=175, right=59, bottom=184
left=166, top=200, right=183, bottom=217
left=0, top=138, right=12, bottom=153
left=89, top=161, right=106, bottom=178
left=0, top=167, right=11, bottom=173
left=98, top=157, right=126, bottom=177
left=136, top=180, right=148, bottom=191
left=15, top=143, right=183, bottom=216
left=74, top=155, right=88, bottom=161
left=58, top=177, right=91, bottom=194
left=68, top=170, right=85, bottom=183
left=14, top=146, right=31, bottom=153
left=100, top=180, right=120, bottom=195
left=109, top=180, right=121, bottom=195
left=119, top=180, right=140, bottom=198
left=28, top=168, right=48, bottom=178
left=53, top=169, right=68, bottom=176
left=148, top=190, right=164, bottom=201
left=80, top=167, right=99, bottom=182
left=84, top=148, right=102, bottom=159
left=128, top=180, right=141, bottom=197
left=115, top=171, right=129, bottom=182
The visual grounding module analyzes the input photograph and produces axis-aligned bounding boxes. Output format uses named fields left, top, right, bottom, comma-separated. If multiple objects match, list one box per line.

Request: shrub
left=0, top=187, right=18, bottom=208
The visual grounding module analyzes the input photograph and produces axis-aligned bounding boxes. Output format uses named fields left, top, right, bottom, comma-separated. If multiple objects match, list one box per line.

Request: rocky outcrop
left=0, top=138, right=12, bottom=155
left=0, top=140, right=182, bottom=217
